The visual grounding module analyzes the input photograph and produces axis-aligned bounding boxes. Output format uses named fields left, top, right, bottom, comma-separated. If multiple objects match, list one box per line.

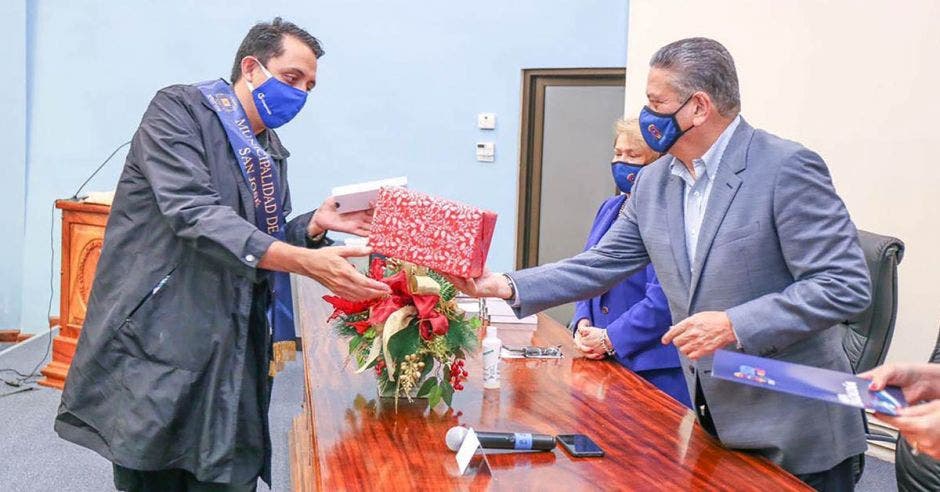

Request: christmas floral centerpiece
left=324, top=257, right=480, bottom=408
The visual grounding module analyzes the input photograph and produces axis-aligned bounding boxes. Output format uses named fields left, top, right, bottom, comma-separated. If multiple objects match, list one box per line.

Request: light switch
left=477, top=113, right=496, bottom=130
left=476, top=142, right=495, bottom=162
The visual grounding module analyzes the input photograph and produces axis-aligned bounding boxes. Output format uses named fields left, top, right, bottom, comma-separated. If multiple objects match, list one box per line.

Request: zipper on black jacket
left=125, top=267, right=177, bottom=320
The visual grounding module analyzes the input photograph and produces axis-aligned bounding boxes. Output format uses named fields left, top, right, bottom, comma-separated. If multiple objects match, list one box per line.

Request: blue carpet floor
left=0, top=330, right=898, bottom=491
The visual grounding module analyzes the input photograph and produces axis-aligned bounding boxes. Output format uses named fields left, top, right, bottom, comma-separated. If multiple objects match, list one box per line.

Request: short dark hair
left=230, top=17, right=324, bottom=83
left=650, top=37, right=740, bottom=116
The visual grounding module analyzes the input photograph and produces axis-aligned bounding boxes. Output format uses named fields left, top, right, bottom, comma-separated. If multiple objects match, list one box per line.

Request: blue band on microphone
left=515, top=433, right=533, bottom=450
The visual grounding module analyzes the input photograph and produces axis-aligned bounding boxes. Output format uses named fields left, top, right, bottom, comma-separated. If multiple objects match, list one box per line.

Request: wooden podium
left=39, top=199, right=110, bottom=390
left=288, top=276, right=810, bottom=491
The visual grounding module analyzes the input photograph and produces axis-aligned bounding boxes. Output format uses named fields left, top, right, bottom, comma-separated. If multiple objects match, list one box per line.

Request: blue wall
left=0, top=1, right=27, bottom=330
left=16, top=0, right=627, bottom=333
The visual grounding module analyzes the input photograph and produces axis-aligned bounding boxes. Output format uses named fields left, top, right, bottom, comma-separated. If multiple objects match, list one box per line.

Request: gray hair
left=650, top=37, right=740, bottom=116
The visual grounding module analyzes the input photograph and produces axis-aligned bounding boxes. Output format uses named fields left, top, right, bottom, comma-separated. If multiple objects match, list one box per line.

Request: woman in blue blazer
left=573, top=118, right=692, bottom=408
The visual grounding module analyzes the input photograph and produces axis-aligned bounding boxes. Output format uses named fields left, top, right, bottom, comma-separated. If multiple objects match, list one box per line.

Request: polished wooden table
left=289, top=276, right=809, bottom=491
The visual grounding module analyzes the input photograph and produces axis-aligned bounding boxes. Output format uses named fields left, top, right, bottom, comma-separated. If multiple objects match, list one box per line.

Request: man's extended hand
left=300, top=246, right=390, bottom=301
left=444, top=268, right=513, bottom=299
left=662, top=311, right=736, bottom=360
left=309, top=196, right=373, bottom=237
left=260, top=242, right=390, bottom=301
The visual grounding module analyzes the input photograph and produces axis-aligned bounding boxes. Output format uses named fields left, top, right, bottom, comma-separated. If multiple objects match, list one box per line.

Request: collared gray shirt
left=669, top=115, right=741, bottom=272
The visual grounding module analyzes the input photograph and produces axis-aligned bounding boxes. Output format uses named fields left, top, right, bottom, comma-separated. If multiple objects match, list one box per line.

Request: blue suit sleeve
left=605, top=267, right=672, bottom=360
left=572, top=301, right=592, bottom=328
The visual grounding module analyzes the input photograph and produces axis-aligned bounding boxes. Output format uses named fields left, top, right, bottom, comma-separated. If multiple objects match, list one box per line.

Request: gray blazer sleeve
left=133, top=90, right=276, bottom=278
left=509, top=176, right=651, bottom=318
left=726, top=149, right=871, bottom=355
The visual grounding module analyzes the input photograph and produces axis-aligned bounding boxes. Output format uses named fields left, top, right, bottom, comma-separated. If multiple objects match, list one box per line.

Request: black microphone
left=70, top=140, right=131, bottom=200
left=445, top=426, right=556, bottom=452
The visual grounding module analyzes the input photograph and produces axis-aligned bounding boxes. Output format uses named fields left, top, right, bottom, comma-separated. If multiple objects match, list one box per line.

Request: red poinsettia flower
left=325, top=262, right=450, bottom=341
left=322, top=295, right=372, bottom=321
left=349, top=319, right=373, bottom=335
left=369, top=257, right=387, bottom=280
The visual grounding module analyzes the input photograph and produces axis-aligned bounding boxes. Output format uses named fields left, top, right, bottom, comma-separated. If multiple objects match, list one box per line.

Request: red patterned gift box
left=368, top=187, right=497, bottom=278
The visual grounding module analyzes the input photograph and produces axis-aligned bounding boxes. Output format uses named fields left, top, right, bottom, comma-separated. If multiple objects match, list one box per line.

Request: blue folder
left=712, top=349, right=906, bottom=415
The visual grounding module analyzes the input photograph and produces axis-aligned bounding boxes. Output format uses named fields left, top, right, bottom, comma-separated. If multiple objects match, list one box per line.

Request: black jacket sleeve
left=284, top=210, right=334, bottom=248
left=133, top=89, right=276, bottom=280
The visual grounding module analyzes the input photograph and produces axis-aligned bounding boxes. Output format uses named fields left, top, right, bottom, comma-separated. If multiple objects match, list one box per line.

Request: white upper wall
left=625, top=0, right=940, bottom=363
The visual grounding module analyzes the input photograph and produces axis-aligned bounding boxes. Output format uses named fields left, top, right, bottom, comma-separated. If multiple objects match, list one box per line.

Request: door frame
left=516, top=67, right=626, bottom=269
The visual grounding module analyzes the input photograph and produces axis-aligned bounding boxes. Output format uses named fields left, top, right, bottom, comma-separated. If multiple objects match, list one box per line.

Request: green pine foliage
left=427, top=270, right=457, bottom=302
left=334, top=311, right=368, bottom=338
left=444, top=314, right=479, bottom=353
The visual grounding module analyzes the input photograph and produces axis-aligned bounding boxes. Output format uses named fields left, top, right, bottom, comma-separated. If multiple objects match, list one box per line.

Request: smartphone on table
left=556, top=434, right=605, bottom=457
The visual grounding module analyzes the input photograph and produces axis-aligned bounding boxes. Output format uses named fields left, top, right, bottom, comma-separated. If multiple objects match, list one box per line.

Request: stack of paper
left=456, top=298, right=482, bottom=315
left=80, top=190, right=115, bottom=206
left=484, top=298, right=537, bottom=325
left=454, top=297, right=537, bottom=325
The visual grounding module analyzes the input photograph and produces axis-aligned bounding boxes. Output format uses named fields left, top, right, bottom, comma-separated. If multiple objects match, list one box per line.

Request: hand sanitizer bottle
left=482, top=326, right=502, bottom=389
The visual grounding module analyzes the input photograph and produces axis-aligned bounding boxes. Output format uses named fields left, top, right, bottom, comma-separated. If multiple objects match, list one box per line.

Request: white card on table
left=455, top=427, right=482, bottom=475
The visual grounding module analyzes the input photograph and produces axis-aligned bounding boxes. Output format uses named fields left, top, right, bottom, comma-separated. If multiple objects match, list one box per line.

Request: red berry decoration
left=449, top=359, right=468, bottom=391
left=374, top=359, right=386, bottom=377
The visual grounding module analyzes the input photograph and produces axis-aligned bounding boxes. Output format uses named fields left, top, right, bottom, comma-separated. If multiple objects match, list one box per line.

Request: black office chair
left=894, top=328, right=940, bottom=491
left=841, top=230, right=905, bottom=374
left=833, top=230, right=904, bottom=482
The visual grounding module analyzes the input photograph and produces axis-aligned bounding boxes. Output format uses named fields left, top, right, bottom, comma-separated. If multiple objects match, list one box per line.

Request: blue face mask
left=639, top=95, right=694, bottom=153
left=245, top=59, right=308, bottom=129
left=611, top=162, right=644, bottom=194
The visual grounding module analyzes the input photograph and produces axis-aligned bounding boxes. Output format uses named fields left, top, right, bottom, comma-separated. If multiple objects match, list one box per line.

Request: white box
left=331, top=176, right=407, bottom=213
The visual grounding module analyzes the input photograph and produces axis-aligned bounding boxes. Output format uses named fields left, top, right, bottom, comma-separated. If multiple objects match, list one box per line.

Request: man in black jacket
left=54, top=18, right=390, bottom=491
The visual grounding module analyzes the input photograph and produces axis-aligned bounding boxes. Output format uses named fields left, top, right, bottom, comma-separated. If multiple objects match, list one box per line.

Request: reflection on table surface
left=291, top=276, right=809, bottom=491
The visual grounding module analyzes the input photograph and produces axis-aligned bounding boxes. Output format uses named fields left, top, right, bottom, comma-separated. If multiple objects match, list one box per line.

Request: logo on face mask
left=611, top=162, right=644, bottom=194
left=256, top=92, right=273, bottom=116
left=638, top=94, right=694, bottom=153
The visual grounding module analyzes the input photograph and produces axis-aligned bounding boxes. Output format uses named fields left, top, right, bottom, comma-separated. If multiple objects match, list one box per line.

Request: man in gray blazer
left=452, top=38, right=870, bottom=490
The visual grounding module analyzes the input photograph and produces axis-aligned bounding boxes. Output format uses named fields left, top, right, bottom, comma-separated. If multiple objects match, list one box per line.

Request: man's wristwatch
left=501, top=273, right=516, bottom=301
left=306, top=230, right=327, bottom=243
left=306, top=209, right=328, bottom=245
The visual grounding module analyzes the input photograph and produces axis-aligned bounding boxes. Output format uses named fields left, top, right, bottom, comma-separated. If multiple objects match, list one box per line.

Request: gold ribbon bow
left=355, top=262, right=441, bottom=381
